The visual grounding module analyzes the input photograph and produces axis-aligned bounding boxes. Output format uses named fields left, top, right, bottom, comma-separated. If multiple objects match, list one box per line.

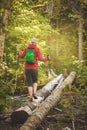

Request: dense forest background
left=0, top=1, right=87, bottom=128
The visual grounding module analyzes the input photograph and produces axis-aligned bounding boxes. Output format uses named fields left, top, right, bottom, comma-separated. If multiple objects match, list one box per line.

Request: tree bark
left=37, top=74, right=63, bottom=98
left=78, top=8, right=83, bottom=61
left=19, top=71, right=76, bottom=130
left=0, top=0, right=12, bottom=65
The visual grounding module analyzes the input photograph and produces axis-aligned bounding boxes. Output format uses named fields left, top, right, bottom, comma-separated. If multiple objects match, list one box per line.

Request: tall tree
left=78, top=7, right=83, bottom=60
left=0, top=0, right=12, bottom=65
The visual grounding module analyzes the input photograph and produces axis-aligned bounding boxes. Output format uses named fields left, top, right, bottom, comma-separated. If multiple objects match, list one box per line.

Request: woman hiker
left=18, top=38, right=50, bottom=102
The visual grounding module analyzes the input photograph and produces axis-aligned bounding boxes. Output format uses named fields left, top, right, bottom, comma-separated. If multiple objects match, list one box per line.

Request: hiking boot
left=33, top=94, right=38, bottom=99
left=29, top=98, right=33, bottom=102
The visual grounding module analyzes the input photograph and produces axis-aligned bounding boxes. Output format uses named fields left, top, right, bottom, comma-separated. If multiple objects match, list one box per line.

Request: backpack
left=25, top=48, right=35, bottom=64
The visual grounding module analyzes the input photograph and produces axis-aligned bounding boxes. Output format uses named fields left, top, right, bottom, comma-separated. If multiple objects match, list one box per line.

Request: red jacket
left=18, top=43, right=48, bottom=70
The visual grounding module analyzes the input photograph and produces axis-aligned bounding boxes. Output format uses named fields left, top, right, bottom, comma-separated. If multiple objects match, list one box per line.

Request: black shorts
left=25, top=69, right=38, bottom=86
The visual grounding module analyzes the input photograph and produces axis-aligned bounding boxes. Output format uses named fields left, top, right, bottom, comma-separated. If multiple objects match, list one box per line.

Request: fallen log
left=11, top=74, right=63, bottom=123
left=37, top=73, right=63, bottom=98
left=19, top=71, right=76, bottom=130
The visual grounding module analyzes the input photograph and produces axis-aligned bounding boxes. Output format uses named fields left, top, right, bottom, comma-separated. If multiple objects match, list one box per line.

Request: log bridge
left=11, top=71, right=76, bottom=130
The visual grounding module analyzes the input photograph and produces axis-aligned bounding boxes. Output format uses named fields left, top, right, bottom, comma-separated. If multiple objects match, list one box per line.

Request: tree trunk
left=19, top=71, right=76, bottom=130
left=78, top=8, right=83, bottom=61
left=0, top=0, right=12, bottom=65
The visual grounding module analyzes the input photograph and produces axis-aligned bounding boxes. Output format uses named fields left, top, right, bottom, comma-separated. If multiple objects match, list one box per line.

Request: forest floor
left=0, top=107, right=87, bottom=130
left=0, top=91, right=87, bottom=130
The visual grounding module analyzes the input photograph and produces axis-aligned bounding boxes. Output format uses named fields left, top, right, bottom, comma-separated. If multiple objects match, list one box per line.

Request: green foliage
left=77, top=65, right=87, bottom=87
left=60, top=86, right=87, bottom=120
left=0, top=95, right=13, bottom=114
left=0, top=64, right=15, bottom=105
